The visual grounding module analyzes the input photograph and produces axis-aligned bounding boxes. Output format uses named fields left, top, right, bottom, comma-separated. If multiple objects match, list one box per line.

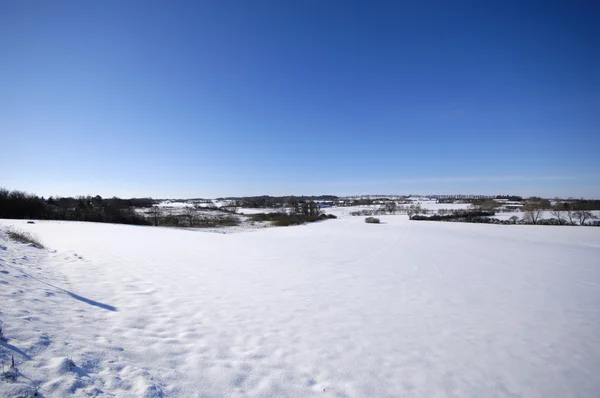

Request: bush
left=410, top=210, right=495, bottom=221
left=365, top=217, right=380, bottom=224
left=195, top=216, right=240, bottom=228
left=318, top=213, right=337, bottom=220
left=351, top=209, right=383, bottom=216
left=6, top=227, right=44, bottom=248
left=159, top=214, right=240, bottom=228
left=248, top=212, right=324, bottom=227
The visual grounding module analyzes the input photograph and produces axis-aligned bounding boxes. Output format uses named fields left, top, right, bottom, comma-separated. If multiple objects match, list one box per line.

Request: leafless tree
left=550, top=208, right=566, bottom=224
left=573, top=210, right=596, bottom=226
left=522, top=203, right=543, bottom=224
left=150, top=205, right=162, bottom=226
left=522, top=198, right=550, bottom=224
left=478, top=199, right=499, bottom=212
left=566, top=209, right=577, bottom=225
left=406, top=204, right=422, bottom=219
left=385, top=201, right=397, bottom=214
left=184, top=206, right=196, bottom=227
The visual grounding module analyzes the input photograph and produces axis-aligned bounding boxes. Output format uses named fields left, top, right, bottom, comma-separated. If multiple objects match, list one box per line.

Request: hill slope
left=1, top=217, right=599, bottom=397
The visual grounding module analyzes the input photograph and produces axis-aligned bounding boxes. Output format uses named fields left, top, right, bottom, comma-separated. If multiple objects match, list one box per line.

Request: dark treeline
left=411, top=211, right=496, bottom=222
left=230, top=195, right=338, bottom=208
left=494, top=195, right=524, bottom=201
left=554, top=200, right=600, bottom=211
left=0, top=188, right=153, bottom=225
left=435, top=195, right=524, bottom=204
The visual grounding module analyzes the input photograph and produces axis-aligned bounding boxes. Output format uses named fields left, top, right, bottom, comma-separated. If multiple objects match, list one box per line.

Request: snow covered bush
left=365, top=217, right=380, bottom=224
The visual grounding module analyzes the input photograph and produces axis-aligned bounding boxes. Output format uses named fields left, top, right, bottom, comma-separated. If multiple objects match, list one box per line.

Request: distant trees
left=293, top=201, right=320, bottom=217
left=549, top=207, right=566, bottom=225
left=406, top=204, right=423, bottom=219
left=183, top=207, right=195, bottom=227
left=0, top=188, right=151, bottom=226
left=234, top=195, right=338, bottom=209
left=495, top=195, right=523, bottom=201
left=220, top=205, right=239, bottom=213
left=522, top=197, right=550, bottom=224
left=550, top=201, right=599, bottom=226
left=574, top=210, right=596, bottom=226
left=384, top=201, right=397, bottom=214
left=474, top=199, right=500, bottom=212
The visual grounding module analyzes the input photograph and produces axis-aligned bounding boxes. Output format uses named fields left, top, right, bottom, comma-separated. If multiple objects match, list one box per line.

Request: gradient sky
left=1, top=0, right=599, bottom=198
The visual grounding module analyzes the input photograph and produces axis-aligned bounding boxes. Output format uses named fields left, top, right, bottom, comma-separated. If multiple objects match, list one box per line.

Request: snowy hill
left=1, top=217, right=599, bottom=397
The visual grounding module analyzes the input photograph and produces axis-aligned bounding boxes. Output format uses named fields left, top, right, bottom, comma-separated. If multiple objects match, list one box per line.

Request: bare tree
left=221, top=205, right=239, bottom=213
left=550, top=207, right=566, bottom=225
left=566, top=209, right=577, bottom=225
left=522, top=200, right=545, bottom=224
left=149, top=205, right=162, bottom=226
left=573, top=210, right=596, bottom=226
left=184, top=206, right=196, bottom=227
left=384, top=201, right=397, bottom=214
left=477, top=199, right=499, bottom=212
left=407, top=204, right=422, bottom=219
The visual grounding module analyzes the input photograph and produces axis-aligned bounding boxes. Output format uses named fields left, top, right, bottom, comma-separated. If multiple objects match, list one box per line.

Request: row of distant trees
left=0, top=188, right=152, bottom=225
left=146, top=204, right=240, bottom=228
left=522, top=198, right=598, bottom=225
left=232, top=195, right=338, bottom=209
left=348, top=197, right=598, bottom=226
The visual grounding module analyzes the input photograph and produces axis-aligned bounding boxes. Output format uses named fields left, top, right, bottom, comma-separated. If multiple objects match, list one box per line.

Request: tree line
left=0, top=188, right=152, bottom=225
left=521, top=198, right=599, bottom=225
left=232, top=195, right=338, bottom=209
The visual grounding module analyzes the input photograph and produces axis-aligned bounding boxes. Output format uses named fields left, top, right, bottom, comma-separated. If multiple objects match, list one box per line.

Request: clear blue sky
left=1, top=0, right=599, bottom=198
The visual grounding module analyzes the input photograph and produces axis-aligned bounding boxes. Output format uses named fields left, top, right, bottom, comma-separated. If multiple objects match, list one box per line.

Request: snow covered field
left=1, top=216, right=599, bottom=397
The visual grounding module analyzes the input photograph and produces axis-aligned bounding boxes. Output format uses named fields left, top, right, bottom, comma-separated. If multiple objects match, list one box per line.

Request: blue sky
left=1, top=0, right=599, bottom=198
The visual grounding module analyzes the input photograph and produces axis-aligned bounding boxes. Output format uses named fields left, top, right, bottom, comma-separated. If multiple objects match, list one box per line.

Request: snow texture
left=1, top=215, right=599, bottom=397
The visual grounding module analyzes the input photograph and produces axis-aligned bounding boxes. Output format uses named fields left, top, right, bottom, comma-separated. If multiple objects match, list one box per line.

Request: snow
left=156, top=201, right=193, bottom=208
left=237, top=208, right=287, bottom=215
left=1, top=217, right=599, bottom=397
left=416, top=202, right=472, bottom=211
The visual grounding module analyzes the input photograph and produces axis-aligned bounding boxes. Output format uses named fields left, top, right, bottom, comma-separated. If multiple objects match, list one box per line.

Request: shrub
left=6, top=227, right=44, bottom=248
left=410, top=210, right=494, bottom=221
left=248, top=212, right=322, bottom=227
left=318, top=213, right=337, bottom=220
left=160, top=214, right=240, bottom=228
left=365, top=217, right=380, bottom=224
left=351, top=209, right=378, bottom=216
left=195, top=216, right=240, bottom=228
